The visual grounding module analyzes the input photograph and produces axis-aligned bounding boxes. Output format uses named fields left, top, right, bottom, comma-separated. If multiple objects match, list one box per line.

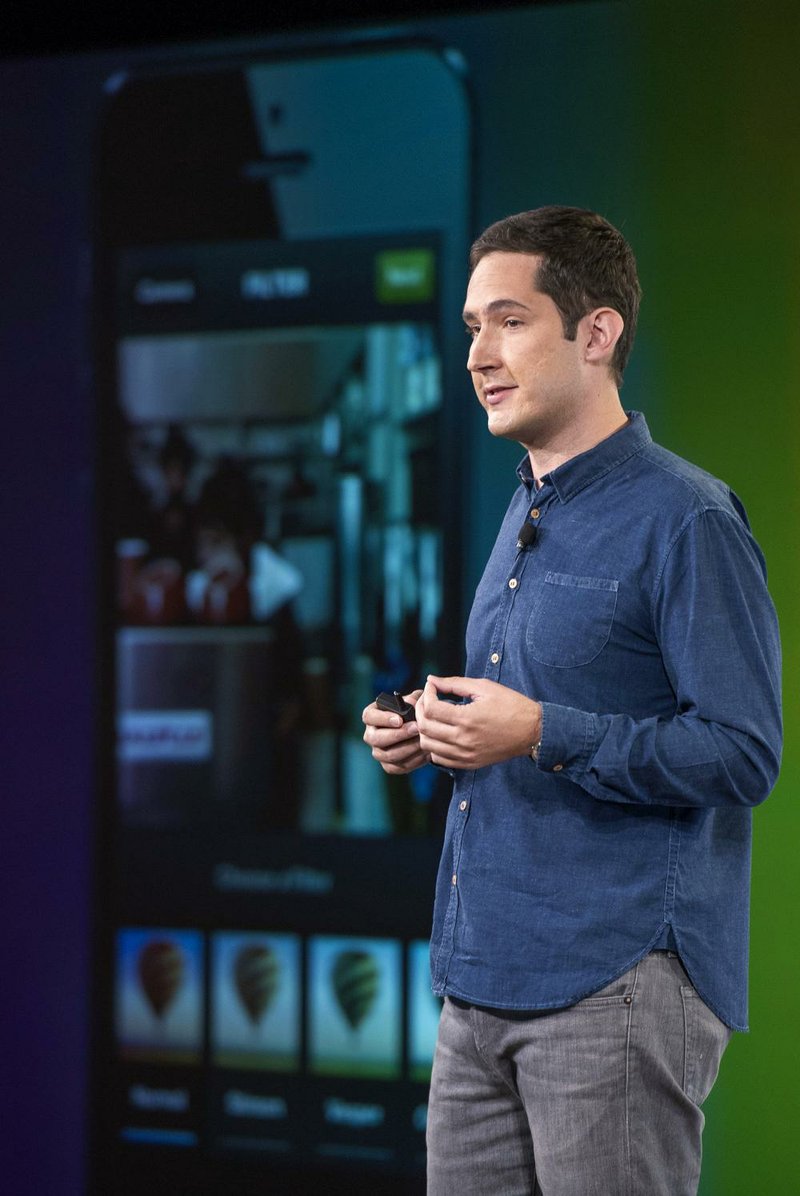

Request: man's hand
left=362, top=689, right=430, bottom=775
left=416, top=675, right=542, bottom=770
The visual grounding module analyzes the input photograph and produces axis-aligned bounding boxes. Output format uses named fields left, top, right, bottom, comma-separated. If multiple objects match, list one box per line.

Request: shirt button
left=451, top=873, right=458, bottom=886
left=508, top=578, right=518, bottom=589
left=553, top=763, right=563, bottom=772
left=530, top=507, right=541, bottom=519
left=490, top=652, right=500, bottom=664
left=459, top=800, right=467, bottom=811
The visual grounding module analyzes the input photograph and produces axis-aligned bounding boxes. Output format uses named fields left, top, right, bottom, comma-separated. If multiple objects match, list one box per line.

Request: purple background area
left=1, top=56, right=99, bottom=1195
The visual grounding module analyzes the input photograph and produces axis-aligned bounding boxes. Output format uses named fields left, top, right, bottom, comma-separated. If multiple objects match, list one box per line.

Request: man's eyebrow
left=461, top=298, right=533, bottom=322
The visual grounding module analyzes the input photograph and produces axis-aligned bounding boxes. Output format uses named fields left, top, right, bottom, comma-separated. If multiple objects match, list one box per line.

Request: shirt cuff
left=535, top=702, right=596, bottom=776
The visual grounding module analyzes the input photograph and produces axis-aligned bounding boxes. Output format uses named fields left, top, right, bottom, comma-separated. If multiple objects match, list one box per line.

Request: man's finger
left=425, top=674, right=476, bottom=698
left=419, top=685, right=474, bottom=734
left=362, top=701, right=404, bottom=729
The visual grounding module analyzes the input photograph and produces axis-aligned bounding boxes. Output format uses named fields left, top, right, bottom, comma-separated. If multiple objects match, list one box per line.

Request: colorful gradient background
left=2, top=2, right=797, bottom=1192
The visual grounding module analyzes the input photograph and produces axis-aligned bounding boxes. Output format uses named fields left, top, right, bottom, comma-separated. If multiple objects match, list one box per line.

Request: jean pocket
left=680, top=987, right=732, bottom=1105
left=526, top=572, right=618, bottom=668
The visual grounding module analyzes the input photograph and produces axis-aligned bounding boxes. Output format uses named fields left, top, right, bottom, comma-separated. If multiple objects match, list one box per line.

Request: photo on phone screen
left=92, top=40, right=470, bottom=1194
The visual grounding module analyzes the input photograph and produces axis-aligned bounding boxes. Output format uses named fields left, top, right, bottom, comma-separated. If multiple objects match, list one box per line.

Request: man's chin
left=486, top=412, right=518, bottom=441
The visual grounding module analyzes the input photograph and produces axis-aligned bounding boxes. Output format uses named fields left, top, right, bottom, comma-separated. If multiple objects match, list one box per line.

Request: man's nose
left=467, top=326, right=500, bottom=372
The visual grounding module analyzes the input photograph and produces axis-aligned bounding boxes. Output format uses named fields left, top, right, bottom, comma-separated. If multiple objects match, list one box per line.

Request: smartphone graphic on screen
left=91, top=39, right=471, bottom=1195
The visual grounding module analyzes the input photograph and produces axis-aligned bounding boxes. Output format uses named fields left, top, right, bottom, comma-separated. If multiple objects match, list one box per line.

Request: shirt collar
left=516, top=410, right=652, bottom=501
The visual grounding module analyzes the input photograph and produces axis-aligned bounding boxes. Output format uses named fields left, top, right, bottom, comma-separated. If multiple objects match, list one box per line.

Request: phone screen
left=92, top=44, right=470, bottom=1194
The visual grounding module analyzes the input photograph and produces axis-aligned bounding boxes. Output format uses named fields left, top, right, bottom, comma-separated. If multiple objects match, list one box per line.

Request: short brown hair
left=469, top=206, right=641, bottom=386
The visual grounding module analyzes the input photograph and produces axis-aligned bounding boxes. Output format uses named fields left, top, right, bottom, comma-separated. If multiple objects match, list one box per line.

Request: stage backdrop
left=1, top=2, right=797, bottom=1193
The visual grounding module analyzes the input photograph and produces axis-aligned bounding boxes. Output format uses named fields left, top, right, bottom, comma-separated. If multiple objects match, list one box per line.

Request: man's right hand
left=362, top=689, right=430, bottom=775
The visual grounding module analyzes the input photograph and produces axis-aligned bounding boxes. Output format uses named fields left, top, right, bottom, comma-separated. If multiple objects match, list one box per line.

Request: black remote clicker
left=375, top=690, right=416, bottom=722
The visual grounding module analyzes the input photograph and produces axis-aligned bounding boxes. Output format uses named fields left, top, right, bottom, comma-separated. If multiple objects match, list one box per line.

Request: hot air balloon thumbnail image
left=308, top=936, right=401, bottom=1078
left=210, top=932, right=301, bottom=1071
left=115, top=928, right=204, bottom=1063
left=408, top=940, right=443, bottom=1081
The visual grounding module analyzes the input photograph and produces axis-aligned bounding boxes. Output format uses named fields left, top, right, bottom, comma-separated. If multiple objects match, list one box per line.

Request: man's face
left=463, top=251, right=589, bottom=451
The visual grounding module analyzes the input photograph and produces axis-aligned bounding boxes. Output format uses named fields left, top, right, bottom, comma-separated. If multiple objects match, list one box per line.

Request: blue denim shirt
left=430, top=412, right=782, bottom=1030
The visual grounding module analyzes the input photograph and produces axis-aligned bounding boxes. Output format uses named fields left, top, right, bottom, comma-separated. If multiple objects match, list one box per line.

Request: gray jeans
left=426, top=951, right=731, bottom=1196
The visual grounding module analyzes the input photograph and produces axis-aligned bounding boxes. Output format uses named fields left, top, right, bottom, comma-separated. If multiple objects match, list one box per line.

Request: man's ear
left=583, top=307, right=624, bottom=367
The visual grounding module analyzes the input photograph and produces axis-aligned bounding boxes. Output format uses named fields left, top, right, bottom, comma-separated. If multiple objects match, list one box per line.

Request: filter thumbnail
left=116, top=927, right=204, bottom=1063
left=211, top=931, right=301, bottom=1071
left=408, top=940, right=443, bottom=1080
left=308, top=936, right=401, bottom=1078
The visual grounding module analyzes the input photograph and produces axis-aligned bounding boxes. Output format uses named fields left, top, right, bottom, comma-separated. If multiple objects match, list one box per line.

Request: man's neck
left=527, top=396, right=628, bottom=483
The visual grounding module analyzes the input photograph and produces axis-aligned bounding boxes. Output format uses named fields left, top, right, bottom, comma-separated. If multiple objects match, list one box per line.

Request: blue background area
left=3, top=3, right=798, bottom=1193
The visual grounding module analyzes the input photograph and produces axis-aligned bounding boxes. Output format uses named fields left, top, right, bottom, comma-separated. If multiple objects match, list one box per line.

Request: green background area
left=632, top=5, right=799, bottom=1191
left=443, top=3, right=798, bottom=1190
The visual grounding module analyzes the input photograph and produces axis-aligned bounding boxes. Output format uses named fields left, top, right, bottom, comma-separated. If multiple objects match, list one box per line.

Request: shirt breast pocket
left=526, top=571, right=619, bottom=668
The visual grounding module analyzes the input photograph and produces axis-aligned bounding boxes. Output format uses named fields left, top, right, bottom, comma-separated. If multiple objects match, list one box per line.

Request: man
left=362, top=206, right=782, bottom=1195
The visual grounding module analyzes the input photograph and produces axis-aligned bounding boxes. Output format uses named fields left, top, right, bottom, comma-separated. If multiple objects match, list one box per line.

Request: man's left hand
left=416, top=675, right=542, bottom=770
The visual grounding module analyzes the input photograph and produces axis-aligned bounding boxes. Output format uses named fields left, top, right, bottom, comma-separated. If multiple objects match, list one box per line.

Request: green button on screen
left=375, top=249, right=435, bottom=303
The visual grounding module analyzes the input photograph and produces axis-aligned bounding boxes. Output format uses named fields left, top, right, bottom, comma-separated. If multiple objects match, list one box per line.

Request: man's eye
left=505, top=318, right=521, bottom=329
left=465, top=325, right=479, bottom=338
